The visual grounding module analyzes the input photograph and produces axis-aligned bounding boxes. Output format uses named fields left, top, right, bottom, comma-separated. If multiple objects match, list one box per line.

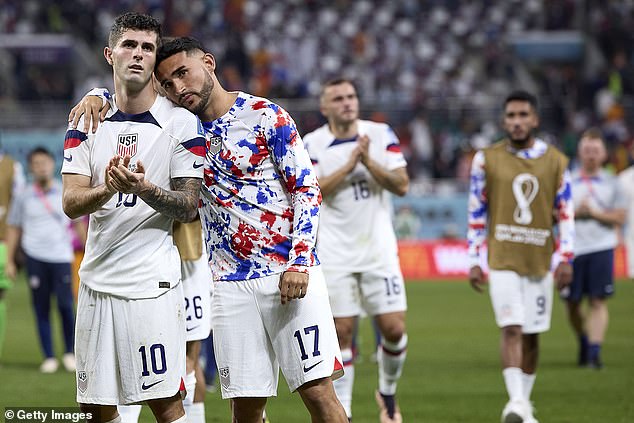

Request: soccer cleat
left=588, top=357, right=603, bottom=370
left=501, top=399, right=527, bottom=423
left=375, top=391, right=402, bottom=423
left=40, top=357, right=59, bottom=373
left=524, top=402, right=539, bottom=423
left=62, top=353, right=76, bottom=372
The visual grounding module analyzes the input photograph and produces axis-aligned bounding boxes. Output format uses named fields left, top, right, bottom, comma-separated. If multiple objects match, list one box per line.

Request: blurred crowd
left=2, top=0, right=634, bottom=181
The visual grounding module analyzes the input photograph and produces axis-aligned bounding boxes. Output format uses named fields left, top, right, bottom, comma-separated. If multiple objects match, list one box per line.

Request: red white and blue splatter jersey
left=61, top=94, right=205, bottom=299
left=304, top=121, right=407, bottom=271
left=467, top=138, right=574, bottom=269
left=200, top=92, right=320, bottom=281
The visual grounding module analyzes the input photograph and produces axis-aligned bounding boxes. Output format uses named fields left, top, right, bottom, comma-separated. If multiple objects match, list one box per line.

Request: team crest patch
left=219, top=367, right=230, bottom=389
left=77, top=371, right=88, bottom=393
left=208, top=136, right=222, bottom=155
left=117, top=133, right=138, bottom=158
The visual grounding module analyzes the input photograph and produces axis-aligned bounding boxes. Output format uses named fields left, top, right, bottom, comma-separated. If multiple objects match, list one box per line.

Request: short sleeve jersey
left=61, top=95, right=205, bottom=299
left=303, top=120, right=407, bottom=271
left=7, top=180, right=74, bottom=263
left=571, top=168, right=626, bottom=256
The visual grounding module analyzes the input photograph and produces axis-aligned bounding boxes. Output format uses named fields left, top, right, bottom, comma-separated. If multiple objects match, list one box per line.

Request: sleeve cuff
left=468, top=254, right=481, bottom=269
left=86, top=88, right=110, bottom=107
left=285, top=264, right=310, bottom=274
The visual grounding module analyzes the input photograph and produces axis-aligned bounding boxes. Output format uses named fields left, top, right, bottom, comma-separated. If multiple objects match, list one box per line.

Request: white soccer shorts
left=210, top=266, right=343, bottom=398
left=182, top=253, right=213, bottom=342
left=75, top=283, right=186, bottom=405
left=323, top=263, right=408, bottom=318
left=488, top=269, right=554, bottom=334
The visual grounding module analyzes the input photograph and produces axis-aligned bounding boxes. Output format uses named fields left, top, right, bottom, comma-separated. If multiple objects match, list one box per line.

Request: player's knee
left=589, top=297, right=606, bottom=308
left=79, top=404, right=117, bottom=422
left=381, top=322, right=406, bottom=343
left=334, top=320, right=356, bottom=346
left=502, top=325, right=522, bottom=340
left=232, top=397, right=267, bottom=422
left=147, top=393, right=185, bottom=423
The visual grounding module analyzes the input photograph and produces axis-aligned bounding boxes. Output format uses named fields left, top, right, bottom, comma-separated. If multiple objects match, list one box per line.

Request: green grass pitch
left=1, top=275, right=633, bottom=422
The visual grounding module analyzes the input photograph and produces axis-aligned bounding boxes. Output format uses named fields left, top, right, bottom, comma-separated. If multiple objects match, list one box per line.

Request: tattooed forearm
left=138, top=177, right=202, bottom=222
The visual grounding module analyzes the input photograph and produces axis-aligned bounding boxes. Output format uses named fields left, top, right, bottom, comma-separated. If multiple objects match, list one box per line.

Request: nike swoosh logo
left=193, top=162, right=204, bottom=169
left=141, top=380, right=164, bottom=390
left=186, top=325, right=200, bottom=332
left=64, top=154, right=73, bottom=162
left=303, top=360, right=323, bottom=373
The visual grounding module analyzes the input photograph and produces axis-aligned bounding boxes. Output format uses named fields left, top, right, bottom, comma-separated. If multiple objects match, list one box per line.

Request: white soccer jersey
left=62, top=95, right=205, bottom=299
left=304, top=120, right=407, bottom=272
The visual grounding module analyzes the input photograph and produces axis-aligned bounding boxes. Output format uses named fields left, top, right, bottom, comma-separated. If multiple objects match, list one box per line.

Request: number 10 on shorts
left=139, top=344, right=167, bottom=376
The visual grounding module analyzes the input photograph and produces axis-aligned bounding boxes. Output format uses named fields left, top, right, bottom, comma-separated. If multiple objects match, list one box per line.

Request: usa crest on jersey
left=117, top=133, right=138, bottom=157
left=208, top=136, right=222, bottom=155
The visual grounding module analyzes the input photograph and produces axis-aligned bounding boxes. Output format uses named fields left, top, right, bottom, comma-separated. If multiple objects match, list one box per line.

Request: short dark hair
left=156, top=36, right=206, bottom=69
left=28, top=146, right=53, bottom=163
left=320, top=78, right=357, bottom=97
left=504, top=90, right=538, bottom=111
left=580, top=127, right=605, bottom=143
left=108, top=12, right=162, bottom=48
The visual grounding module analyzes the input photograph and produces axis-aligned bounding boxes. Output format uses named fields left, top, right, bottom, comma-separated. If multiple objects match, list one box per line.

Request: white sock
left=183, top=370, right=197, bottom=406
left=184, top=402, right=205, bottom=423
left=333, top=348, right=355, bottom=418
left=117, top=405, right=141, bottom=423
left=105, top=415, right=123, bottom=423
left=378, top=334, right=408, bottom=395
left=522, top=372, right=536, bottom=401
left=503, top=367, right=524, bottom=402
left=169, top=415, right=187, bottom=423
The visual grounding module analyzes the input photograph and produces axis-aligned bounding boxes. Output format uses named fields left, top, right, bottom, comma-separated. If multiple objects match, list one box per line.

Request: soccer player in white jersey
left=303, top=79, right=410, bottom=423
left=61, top=13, right=204, bottom=423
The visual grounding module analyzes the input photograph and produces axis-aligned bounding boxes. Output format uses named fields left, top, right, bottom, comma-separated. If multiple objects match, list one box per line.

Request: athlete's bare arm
left=108, top=155, right=201, bottom=223
left=358, top=135, right=409, bottom=196
left=68, top=94, right=110, bottom=134
left=62, top=165, right=117, bottom=219
left=318, top=147, right=361, bottom=197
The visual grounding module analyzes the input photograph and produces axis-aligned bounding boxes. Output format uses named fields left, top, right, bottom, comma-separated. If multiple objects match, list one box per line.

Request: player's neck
left=582, top=165, right=601, bottom=177
left=113, top=82, right=157, bottom=115
left=199, top=89, right=237, bottom=122
left=508, top=136, right=535, bottom=151
left=329, top=120, right=358, bottom=139
left=34, top=179, right=52, bottom=191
